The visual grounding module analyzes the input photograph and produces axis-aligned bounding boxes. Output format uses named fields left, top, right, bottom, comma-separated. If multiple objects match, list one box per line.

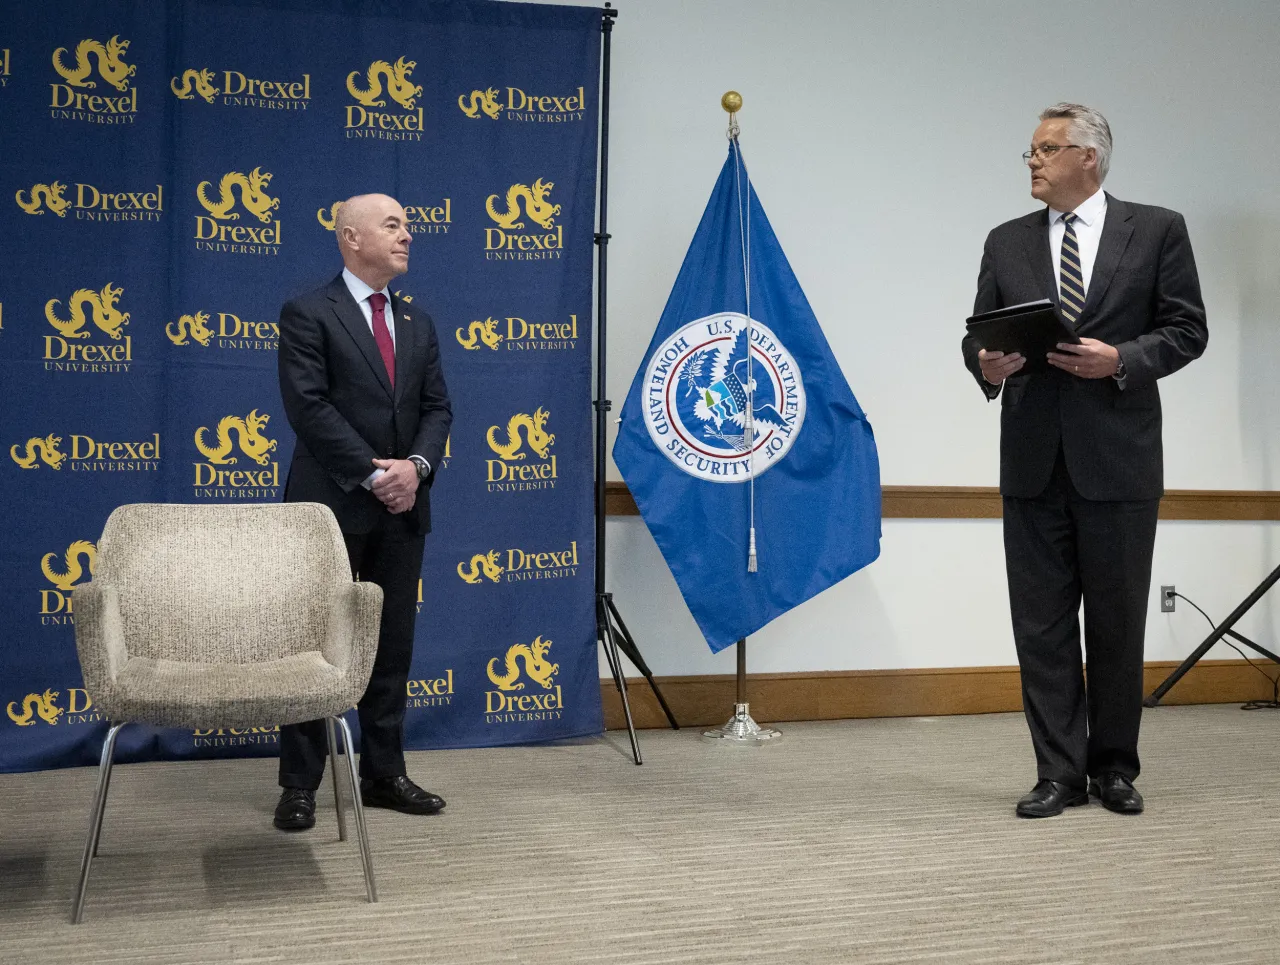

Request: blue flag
left=613, top=145, right=881, bottom=653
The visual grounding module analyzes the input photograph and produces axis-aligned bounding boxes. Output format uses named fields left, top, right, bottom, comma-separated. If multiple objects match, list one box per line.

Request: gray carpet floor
left=2, top=706, right=1279, bottom=965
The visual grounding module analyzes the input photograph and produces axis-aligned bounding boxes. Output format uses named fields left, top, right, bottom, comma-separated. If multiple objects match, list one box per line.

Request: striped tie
left=1058, top=213, right=1085, bottom=323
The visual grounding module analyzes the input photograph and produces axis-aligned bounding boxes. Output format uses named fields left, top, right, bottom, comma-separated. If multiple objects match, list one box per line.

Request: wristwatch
left=1113, top=357, right=1127, bottom=381
left=408, top=455, right=430, bottom=481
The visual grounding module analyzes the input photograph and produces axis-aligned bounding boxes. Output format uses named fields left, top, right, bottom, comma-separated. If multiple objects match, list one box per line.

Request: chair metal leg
left=325, top=718, right=347, bottom=842
left=91, top=751, right=115, bottom=858
left=72, top=721, right=126, bottom=924
left=333, top=714, right=377, bottom=902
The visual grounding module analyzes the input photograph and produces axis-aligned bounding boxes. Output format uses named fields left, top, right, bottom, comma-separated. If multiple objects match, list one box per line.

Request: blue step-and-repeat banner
left=0, top=0, right=604, bottom=772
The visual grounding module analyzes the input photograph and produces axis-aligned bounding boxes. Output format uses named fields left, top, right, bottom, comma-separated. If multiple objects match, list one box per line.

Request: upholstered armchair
left=71, top=502, right=383, bottom=922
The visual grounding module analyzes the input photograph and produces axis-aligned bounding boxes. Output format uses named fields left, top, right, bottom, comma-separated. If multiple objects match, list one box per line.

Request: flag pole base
left=701, top=703, right=781, bottom=744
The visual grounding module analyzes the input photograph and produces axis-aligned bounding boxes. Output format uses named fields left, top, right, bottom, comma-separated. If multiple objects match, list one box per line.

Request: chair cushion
left=107, top=651, right=357, bottom=729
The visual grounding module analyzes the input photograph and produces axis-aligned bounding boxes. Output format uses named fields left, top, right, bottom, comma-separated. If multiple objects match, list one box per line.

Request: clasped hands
left=979, top=338, right=1120, bottom=385
left=370, top=458, right=418, bottom=514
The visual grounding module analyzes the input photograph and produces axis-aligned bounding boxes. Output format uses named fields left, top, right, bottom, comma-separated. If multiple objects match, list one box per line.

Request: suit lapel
left=327, top=275, right=393, bottom=399
left=1080, top=194, right=1134, bottom=320
left=1023, top=209, right=1059, bottom=309
left=391, top=294, right=415, bottom=405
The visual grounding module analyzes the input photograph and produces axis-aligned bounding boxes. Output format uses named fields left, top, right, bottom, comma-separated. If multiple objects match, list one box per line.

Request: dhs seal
left=642, top=313, right=805, bottom=483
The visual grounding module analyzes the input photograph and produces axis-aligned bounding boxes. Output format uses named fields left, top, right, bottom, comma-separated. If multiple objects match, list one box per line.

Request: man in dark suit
left=274, top=193, right=452, bottom=830
left=962, top=104, right=1207, bottom=818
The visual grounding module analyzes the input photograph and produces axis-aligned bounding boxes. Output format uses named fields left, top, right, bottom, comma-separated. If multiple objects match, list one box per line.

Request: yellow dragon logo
left=457, top=550, right=504, bottom=585
left=45, top=283, right=130, bottom=341
left=317, top=201, right=343, bottom=231
left=458, top=87, right=502, bottom=119
left=486, top=179, right=561, bottom=231
left=10, top=434, right=67, bottom=470
left=52, top=36, right=136, bottom=91
left=487, top=637, right=559, bottom=692
left=486, top=408, right=555, bottom=461
left=42, top=540, right=97, bottom=591
left=170, top=67, right=219, bottom=103
left=194, top=409, right=277, bottom=466
left=197, top=167, right=279, bottom=223
left=166, top=311, right=215, bottom=347
left=456, top=317, right=504, bottom=351
left=16, top=181, right=73, bottom=217
left=7, top=689, right=65, bottom=727
left=346, top=57, right=422, bottom=110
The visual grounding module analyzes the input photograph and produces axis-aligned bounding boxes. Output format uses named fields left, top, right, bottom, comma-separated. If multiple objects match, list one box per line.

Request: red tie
left=369, top=292, right=395, bottom=387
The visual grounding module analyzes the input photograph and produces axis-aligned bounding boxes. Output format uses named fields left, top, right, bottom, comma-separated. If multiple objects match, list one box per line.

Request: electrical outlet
left=1160, top=585, right=1176, bottom=613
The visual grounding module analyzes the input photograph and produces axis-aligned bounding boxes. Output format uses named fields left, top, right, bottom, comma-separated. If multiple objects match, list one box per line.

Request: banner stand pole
left=702, top=639, right=782, bottom=743
left=594, top=3, right=679, bottom=765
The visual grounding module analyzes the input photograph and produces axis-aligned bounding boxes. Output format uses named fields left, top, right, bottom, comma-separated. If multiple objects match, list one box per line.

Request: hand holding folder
left=966, top=299, right=1080, bottom=375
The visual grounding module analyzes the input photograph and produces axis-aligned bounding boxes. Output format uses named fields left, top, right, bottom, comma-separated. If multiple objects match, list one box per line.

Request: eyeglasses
left=1022, top=144, right=1084, bottom=164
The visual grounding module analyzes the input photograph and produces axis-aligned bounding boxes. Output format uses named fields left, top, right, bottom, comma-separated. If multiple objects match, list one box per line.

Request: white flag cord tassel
left=730, top=126, right=757, bottom=573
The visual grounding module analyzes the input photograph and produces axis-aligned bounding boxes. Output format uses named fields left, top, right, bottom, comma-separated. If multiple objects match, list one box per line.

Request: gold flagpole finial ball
left=721, top=91, right=742, bottom=114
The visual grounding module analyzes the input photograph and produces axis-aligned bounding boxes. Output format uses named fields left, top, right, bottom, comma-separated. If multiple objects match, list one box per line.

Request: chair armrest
left=322, top=581, right=383, bottom=692
left=73, top=582, right=128, bottom=705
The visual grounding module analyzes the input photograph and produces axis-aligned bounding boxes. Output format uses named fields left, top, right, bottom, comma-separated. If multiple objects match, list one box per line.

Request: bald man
left=274, top=194, right=452, bottom=831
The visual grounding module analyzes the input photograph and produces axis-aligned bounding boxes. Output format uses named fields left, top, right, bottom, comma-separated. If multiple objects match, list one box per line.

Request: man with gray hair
left=274, top=194, right=452, bottom=830
left=961, top=105, right=1208, bottom=817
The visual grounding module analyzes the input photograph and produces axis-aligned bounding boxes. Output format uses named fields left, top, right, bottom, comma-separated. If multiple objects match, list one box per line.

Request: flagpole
left=702, top=92, right=781, bottom=745
left=702, top=638, right=781, bottom=743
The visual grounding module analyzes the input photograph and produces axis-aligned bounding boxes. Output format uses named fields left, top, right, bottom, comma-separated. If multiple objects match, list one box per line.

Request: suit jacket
left=278, top=274, right=452, bottom=535
left=961, top=195, right=1208, bottom=501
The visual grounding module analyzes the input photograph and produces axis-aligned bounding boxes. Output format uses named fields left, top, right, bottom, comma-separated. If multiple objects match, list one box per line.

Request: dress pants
left=1002, top=450, right=1160, bottom=787
left=279, top=509, right=425, bottom=790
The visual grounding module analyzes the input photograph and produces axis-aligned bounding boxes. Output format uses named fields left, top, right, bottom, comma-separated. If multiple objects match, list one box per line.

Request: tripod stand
left=592, top=4, right=679, bottom=765
left=1145, top=562, right=1280, bottom=706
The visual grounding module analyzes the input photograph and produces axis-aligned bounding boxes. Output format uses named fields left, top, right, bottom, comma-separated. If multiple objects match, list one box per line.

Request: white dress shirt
left=342, top=267, right=395, bottom=347
left=341, top=269, right=430, bottom=487
left=1048, top=187, right=1107, bottom=299
left=1047, top=187, right=1126, bottom=384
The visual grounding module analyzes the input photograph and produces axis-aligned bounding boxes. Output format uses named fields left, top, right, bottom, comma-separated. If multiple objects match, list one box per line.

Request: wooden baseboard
left=600, top=659, right=1278, bottom=730
left=604, top=481, right=1280, bottom=521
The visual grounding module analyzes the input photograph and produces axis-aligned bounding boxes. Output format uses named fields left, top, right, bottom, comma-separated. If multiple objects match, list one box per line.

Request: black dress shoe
left=361, top=775, right=446, bottom=815
left=1089, top=772, right=1144, bottom=814
left=1015, top=779, right=1089, bottom=818
left=273, top=787, right=316, bottom=831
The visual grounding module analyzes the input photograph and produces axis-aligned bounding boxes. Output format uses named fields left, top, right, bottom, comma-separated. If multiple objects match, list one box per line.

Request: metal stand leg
left=599, top=594, right=642, bottom=765
left=1146, top=562, right=1280, bottom=706
left=333, top=714, right=377, bottom=902
left=325, top=718, right=347, bottom=842
left=72, top=721, right=126, bottom=924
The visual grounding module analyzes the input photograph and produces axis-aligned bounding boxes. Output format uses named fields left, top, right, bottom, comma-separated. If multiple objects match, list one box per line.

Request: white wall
left=556, top=0, right=1280, bottom=677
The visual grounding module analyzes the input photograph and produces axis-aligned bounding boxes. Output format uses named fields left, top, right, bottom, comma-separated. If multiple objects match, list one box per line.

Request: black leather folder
left=965, top=299, right=1079, bottom=373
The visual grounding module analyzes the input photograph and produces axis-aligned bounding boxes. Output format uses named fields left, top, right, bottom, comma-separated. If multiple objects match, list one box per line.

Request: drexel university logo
left=344, top=56, right=423, bottom=141
left=191, top=408, right=280, bottom=499
left=50, top=35, right=138, bottom=123
left=194, top=166, right=282, bottom=255
left=42, top=282, right=133, bottom=373
left=17, top=178, right=163, bottom=221
left=484, top=636, right=564, bottom=724
left=642, top=313, right=806, bottom=483
left=484, top=178, right=563, bottom=261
